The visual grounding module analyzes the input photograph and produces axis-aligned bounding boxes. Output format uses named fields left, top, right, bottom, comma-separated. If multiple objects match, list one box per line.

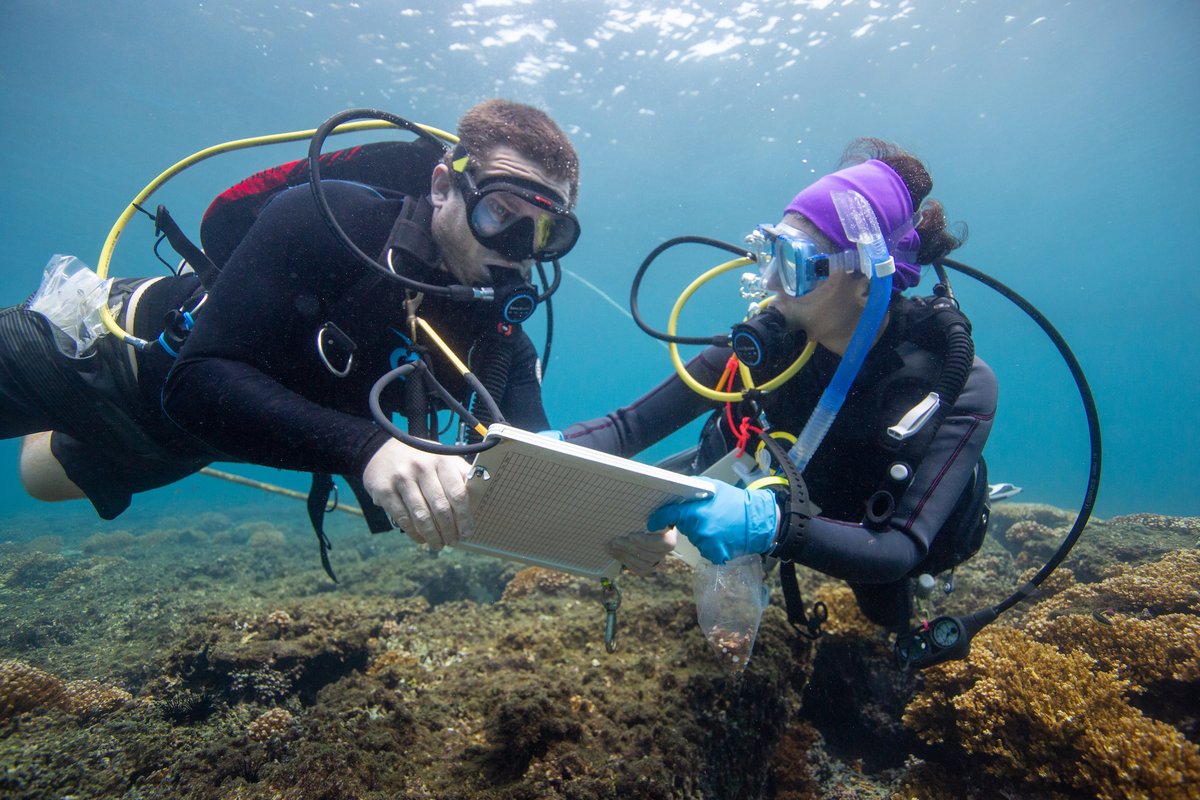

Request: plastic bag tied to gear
left=692, top=554, right=770, bottom=673
left=27, top=255, right=115, bottom=357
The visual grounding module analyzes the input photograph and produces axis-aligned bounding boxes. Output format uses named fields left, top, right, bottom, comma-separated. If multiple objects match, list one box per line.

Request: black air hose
left=467, top=334, right=516, bottom=441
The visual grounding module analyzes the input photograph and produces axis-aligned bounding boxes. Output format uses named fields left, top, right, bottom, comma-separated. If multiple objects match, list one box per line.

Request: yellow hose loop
left=746, top=475, right=789, bottom=492
left=98, top=119, right=458, bottom=346
left=754, top=430, right=798, bottom=474
left=666, top=258, right=816, bottom=402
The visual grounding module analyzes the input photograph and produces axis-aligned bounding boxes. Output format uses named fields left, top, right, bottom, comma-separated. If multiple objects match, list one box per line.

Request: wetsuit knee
left=18, top=432, right=86, bottom=501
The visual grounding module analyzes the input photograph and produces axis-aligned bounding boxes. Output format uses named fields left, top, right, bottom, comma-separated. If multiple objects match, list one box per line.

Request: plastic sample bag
left=692, top=554, right=770, bottom=673
left=27, top=255, right=114, bottom=357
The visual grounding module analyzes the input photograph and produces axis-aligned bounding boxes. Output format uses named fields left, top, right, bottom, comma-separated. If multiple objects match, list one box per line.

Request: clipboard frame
left=461, top=424, right=714, bottom=579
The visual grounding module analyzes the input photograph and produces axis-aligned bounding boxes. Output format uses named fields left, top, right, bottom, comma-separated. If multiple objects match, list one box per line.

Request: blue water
left=1, top=0, right=1196, bottom=521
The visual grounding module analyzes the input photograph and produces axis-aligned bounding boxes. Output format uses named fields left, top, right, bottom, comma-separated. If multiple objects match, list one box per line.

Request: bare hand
left=607, top=528, right=678, bottom=575
left=362, top=438, right=474, bottom=550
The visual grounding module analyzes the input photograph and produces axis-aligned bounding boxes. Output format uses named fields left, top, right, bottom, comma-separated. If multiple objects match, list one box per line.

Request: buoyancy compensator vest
left=200, top=137, right=446, bottom=272
left=689, top=292, right=987, bottom=636
left=150, top=138, right=446, bottom=358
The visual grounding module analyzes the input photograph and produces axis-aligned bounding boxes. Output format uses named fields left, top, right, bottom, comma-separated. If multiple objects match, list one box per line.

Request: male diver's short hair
left=452, top=98, right=581, bottom=207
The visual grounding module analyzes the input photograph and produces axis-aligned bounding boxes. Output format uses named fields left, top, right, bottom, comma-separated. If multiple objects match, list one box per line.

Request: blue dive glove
left=647, top=481, right=779, bottom=565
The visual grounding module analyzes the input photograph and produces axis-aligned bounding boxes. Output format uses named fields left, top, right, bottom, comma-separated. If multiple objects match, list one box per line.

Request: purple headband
left=784, top=159, right=922, bottom=291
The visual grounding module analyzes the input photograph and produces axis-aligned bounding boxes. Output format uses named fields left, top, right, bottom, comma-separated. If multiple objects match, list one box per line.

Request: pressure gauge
left=930, top=617, right=962, bottom=649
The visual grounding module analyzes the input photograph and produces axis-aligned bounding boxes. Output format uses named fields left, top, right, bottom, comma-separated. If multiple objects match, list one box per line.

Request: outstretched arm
left=653, top=358, right=998, bottom=582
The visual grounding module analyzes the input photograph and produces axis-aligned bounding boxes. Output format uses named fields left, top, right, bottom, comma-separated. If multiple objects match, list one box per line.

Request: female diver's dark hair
left=840, top=137, right=967, bottom=266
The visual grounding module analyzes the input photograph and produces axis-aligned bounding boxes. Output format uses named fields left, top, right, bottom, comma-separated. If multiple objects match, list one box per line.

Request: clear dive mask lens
left=455, top=169, right=580, bottom=262
left=747, top=223, right=861, bottom=298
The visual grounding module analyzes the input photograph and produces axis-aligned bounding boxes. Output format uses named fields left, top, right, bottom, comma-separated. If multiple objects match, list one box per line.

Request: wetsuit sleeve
left=562, top=346, right=727, bottom=456
left=162, top=183, right=394, bottom=477
left=497, top=332, right=550, bottom=432
left=790, top=357, right=998, bottom=582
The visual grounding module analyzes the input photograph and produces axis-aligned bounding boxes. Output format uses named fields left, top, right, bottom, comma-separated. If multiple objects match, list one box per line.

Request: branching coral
left=904, top=627, right=1200, bottom=799
left=1106, top=513, right=1200, bottom=535
left=1002, top=519, right=1062, bottom=565
left=812, top=584, right=881, bottom=639
left=1023, top=548, right=1200, bottom=627
left=1026, top=613, right=1200, bottom=688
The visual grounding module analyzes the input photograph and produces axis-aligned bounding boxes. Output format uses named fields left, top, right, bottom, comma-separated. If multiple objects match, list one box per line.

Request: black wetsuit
left=0, top=180, right=549, bottom=520
left=563, top=299, right=997, bottom=627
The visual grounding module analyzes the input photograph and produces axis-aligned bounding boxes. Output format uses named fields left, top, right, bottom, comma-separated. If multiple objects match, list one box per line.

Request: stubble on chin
left=433, top=221, right=489, bottom=286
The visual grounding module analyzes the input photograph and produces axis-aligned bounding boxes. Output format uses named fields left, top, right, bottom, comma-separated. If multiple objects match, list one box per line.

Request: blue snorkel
left=787, top=189, right=895, bottom=472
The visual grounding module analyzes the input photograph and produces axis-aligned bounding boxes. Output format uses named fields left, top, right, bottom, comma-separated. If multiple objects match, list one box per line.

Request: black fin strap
left=779, top=561, right=826, bottom=639
left=154, top=204, right=221, bottom=287
left=306, top=473, right=338, bottom=583
left=344, top=475, right=394, bottom=534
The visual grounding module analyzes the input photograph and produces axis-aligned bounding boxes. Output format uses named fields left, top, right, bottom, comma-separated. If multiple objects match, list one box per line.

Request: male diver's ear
left=429, top=163, right=453, bottom=208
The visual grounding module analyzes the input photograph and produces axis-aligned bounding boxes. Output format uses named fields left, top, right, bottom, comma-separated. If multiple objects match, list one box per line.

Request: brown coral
left=0, top=550, right=68, bottom=589
left=500, top=566, right=585, bottom=601
left=247, top=526, right=287, bottom=549
left=81, top=530, right=137, bottom=554
left=1026, top=613, right=1200, bottom=688
left=0, top=659, right=132, bottom=722
left=61, top=679, right=133, bottom=716
left=247, top=707, right=294, bottom=742
left=1106, top=513, right=1200, bottom=535
left=904, top=627, right=1200, bottom=799
left=1002, top=519, right=1061, bottom=566
left=1024, top=548, right=1200, bottom=627
left=0, top=659, right=65, bottom=721
left=366, top=649, right=420, bottom=676
left=814, top=584, right=882, bottom=639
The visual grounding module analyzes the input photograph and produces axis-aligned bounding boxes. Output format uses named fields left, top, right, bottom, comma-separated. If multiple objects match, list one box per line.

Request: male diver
left=1, top=99, right=581, bottom=554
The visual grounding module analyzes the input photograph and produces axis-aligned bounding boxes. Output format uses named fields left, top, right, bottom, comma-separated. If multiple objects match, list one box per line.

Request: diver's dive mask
left=745, top=223, right=862, bottom=298
left=452, top=148, right=580, bottom=262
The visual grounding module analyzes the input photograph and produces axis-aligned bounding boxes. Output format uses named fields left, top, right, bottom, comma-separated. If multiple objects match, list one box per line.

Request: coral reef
left=904, top=545, right=1200, bottom=798
left=499, top=565, right=592, bottom=601
left=247, top=526, right=287, bottom=549
left=989, top=503, right=1199, bottom=582
left=1025, top=547, right=1200, bottom=621
left=81, top=529, right=138, bottom=554
left=0, top=502, right=1196, bottom=799
left=0, top=659, right=130, bottom=722
left=0, top=550, right=68, bottom=589
left=60, top=679, right=133, bottom=716
left=904, top=626, right=1200, bottom=799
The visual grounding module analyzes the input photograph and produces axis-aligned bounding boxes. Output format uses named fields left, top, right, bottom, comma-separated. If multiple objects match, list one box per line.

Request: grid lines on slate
left=473, top=449, right=675, bottom=572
